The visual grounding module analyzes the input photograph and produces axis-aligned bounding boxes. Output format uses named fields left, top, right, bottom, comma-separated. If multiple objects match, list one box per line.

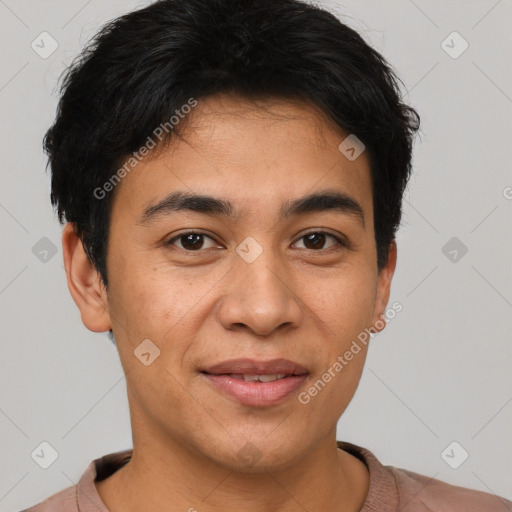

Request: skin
left=62, top=94, right=397, bottom=512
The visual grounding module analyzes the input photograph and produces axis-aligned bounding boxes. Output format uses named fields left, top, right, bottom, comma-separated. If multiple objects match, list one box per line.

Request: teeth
left=242, top=374, right=259, bottom=382
left=242, top=373, right=287, bottom=382
left=256, top=374, right=273, bottom=382
left=228, top=373, right=245, bottom=380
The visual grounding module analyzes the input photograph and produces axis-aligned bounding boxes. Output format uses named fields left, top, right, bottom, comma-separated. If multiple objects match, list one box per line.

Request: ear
left=61, top=223, right=112, bottom=332
left=369, top=240, right=397, bottom=334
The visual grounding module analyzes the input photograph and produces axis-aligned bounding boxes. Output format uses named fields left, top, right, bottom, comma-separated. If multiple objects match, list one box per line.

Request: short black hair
left=45, top=0, right=419, bottom=287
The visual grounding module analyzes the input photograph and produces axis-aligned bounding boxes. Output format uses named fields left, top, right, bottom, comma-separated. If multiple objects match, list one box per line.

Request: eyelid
left=166, top=230, right=220, bottom=249
left=292, top=229, right=348, bottom=250
left=166, top=229, right=349, bottom=252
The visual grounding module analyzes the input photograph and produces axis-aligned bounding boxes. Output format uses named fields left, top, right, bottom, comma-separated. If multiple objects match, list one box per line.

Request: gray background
left=1, top=0, right=511, bottom=510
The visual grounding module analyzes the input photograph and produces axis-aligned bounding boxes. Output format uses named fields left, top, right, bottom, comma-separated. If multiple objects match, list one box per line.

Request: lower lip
left=202, top=373, right=308, bottom=407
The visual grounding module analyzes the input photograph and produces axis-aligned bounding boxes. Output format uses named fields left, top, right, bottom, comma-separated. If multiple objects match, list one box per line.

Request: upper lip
left=202, top=358, right=309, bottom=376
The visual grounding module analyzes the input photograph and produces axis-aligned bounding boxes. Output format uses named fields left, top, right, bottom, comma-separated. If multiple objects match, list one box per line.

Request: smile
left=201, top=358, right=309, bottom=407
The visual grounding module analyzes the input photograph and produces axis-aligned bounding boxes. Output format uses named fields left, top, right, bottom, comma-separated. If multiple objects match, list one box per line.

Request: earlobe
left=61, top=223, right=112, bottom=333
left=370, top=240, right=397, bottom=333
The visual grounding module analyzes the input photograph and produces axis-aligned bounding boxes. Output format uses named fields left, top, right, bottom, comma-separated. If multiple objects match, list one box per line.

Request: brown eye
left=167, top=232, right=218, bottom=251
left=294, top=232, right=345, bottom=251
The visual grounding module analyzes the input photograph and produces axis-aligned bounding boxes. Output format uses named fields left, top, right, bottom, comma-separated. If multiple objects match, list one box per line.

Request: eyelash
left=165, top=230, right=348, bottom=253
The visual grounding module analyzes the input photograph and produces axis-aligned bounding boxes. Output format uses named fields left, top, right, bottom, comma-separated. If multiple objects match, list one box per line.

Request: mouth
left=220, top=373, right=293, bottom=382
left=201, top=358, right=309, bottom=407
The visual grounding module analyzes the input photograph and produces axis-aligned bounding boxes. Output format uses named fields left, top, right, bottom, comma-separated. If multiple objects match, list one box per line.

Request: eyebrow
left=136, top=189, right=365, bottom=228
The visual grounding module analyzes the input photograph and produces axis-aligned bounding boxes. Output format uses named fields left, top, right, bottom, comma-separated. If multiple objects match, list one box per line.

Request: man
left=24, top=0, right=511, bottom=510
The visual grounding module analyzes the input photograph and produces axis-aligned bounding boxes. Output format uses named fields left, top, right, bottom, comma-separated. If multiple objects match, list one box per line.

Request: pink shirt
left=21, top=441, right=511, bottom=511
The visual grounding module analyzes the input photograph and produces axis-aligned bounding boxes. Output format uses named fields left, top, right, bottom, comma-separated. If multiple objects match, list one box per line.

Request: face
left=64, top=94, right=396, bottom=471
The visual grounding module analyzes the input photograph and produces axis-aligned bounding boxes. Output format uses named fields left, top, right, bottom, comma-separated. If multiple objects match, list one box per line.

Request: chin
left=198, top=432, right=309, bottom=473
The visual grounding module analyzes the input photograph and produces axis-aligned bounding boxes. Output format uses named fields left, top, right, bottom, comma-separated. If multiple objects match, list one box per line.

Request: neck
left=95, top=427, right=369, bottom=512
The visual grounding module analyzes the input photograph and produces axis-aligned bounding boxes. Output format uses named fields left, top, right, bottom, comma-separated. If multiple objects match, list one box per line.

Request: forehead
left=110, top=94, right=373, bottom=222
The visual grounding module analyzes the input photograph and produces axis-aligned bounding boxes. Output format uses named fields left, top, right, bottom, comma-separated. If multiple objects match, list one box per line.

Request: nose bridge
left=217, top=239, right=303, bottom=335
left=240, top=245, right=285, bottom=298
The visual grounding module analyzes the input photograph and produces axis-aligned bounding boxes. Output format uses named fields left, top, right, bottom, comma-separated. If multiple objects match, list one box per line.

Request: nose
left=216, top=247, right=303, bottom=337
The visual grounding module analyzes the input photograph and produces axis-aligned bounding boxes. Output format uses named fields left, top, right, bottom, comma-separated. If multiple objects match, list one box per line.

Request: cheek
left=107, top=264, right=216, bottom=386
left=304, top=265, right=377, bottom=345
left=108, top=252, right=198, bottom=332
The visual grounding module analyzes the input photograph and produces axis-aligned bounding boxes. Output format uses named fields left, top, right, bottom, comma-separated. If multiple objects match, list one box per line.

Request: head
left=48, top=0, right=419, bottom=470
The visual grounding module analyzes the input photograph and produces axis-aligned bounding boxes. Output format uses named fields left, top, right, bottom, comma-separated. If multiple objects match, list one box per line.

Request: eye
left=293, top=231, right=346, bottom=251
left=166, top=232, right=219, bottom=251
left=165, top=230, right=347, bottom=253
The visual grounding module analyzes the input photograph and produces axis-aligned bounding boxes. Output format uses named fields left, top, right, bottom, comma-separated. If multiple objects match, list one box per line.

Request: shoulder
left=338, top=441, right=512, bottom=512
left=19, top=484, right=77, bottom=512
left=18, top=450, right=131, bottom=512
left=389, top=466, right=512, bottom=512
